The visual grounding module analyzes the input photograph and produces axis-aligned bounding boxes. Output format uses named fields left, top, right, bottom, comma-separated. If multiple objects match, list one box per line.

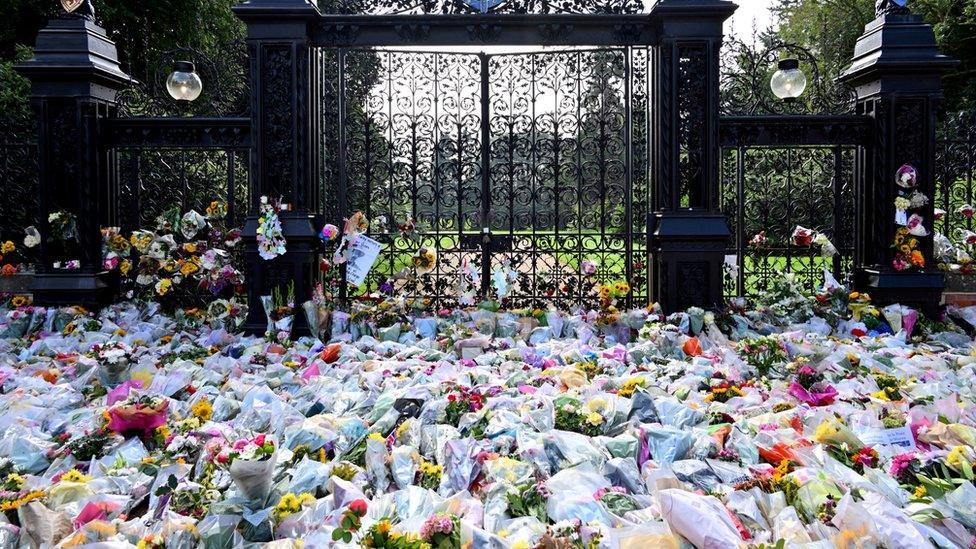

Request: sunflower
left=10, top=295, right=30, bottom=308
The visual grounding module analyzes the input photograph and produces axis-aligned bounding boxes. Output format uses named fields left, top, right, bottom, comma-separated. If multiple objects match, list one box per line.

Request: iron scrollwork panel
left=115, top=148, right=250, bottom=232
left=486, top=49, right=630, bottom=309
left=331, top=46, right=640, bottom=308
left=339, top=49, right=484, bottom=304
left=721, top=144, right=857, bottom=298
left=936, top=111, right=976, bottom=237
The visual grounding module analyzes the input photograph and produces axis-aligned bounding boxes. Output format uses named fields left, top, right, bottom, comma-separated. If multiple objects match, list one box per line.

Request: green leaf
left=168, top=475, right=178, bottom=489
left=332, top=529, right=344, bottom=542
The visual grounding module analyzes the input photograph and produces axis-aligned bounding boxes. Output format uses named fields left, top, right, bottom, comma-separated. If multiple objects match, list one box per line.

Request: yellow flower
left=206, top=201, right=226, bottom=217
left=156, top=278, right=173, bottom=296
left=585, top=412, right=604, bottom=426
left=191, top=399, right=213, bottom=421
left=511, top=542, right=530, bottom=549
left=10, top=295, right=29, bottom=308
left=155, top=425, right=170, bottom=439
left=368, top=432, right=386, bottom=442
left=914, top=485, right=927, bottom=498
left=946, top=445, right=970, bottom=470
left=60, top=469, right=92, bottom=483
left=119, top=259, right=132, bottom=276
left=813, top=420, right=838, bottom=443
left=585, top=398, right=608, bottom=413
left=376, top=520, right=392, bottom=534
left=870, top=390, right=890, bottom=401
left=183, top=243, right=198, bottom=253
left=0, top=241, right=14, bottom=254
left=0, top=490, right=45, bottom=512
left=618, top=377, right=645, bottom=398
left=5, top=473, right=25, bottom=489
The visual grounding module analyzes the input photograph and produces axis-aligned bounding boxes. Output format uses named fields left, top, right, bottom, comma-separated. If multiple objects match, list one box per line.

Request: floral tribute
left=891, top=164, right=930, bottom=271
left=107, top=203, right=243, bottom=313
left=256, top=196, right=287, bottom=260
left=2, top=264, right=976, bottom=549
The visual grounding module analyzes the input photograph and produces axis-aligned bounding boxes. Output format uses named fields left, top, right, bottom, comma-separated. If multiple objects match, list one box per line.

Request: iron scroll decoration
left=720, top=40, right=857, bottom=116
left=318, top=0, right=647, bottom=15
left=115, top=45, right=250, bottom=118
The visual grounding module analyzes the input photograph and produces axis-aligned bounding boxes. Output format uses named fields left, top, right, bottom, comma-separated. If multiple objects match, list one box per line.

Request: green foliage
left=773, top=0, right=976, bottom=110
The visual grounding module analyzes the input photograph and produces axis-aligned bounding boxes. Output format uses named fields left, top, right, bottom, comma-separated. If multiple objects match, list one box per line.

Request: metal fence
left=319, top=46, right=654, bottom=308
left=936, top=110, right=976, bottom=238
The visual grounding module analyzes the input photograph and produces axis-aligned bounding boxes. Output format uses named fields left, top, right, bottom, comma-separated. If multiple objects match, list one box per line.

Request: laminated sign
left=345, top=234, right=382, bottom=286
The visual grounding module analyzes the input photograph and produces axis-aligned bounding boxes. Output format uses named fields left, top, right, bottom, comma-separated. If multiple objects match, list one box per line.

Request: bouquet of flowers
left=787, top=360, right=837, bottom=406
left=212, top=434, right=277, bottom=501
left=262, top=282, right=295, bottom=343
left=418, top=512, right=460, bottom=549
left=46, top=210, right=81, bottom=269
left=257, top=196, right=287, bottom=260
left=106, top=394, right=169, bottom=437
left=89, top=341, right=133, bottom=386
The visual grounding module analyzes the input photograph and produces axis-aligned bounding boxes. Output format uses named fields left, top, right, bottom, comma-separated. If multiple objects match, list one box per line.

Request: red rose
left=851, top=328, right=867, bottom=337
left=348, top=499, right=368, bottom=517
left=254, top=434, right=266, bottom=446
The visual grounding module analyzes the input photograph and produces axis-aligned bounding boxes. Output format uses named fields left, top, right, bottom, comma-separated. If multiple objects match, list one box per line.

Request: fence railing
left=936, top=110, right=976, bottom=239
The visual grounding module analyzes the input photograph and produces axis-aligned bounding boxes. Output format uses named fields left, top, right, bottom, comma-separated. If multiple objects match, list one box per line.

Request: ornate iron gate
left=322, top=47, right=652, bottom=308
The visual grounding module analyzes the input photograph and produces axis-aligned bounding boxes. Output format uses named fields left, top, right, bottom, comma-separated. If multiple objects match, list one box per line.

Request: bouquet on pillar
left=891, top=165, right=929, bottom=271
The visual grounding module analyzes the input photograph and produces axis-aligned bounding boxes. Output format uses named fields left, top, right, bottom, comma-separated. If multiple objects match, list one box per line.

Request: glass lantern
left=770, top=58, right=807, bottom=101
left=166, top=61, right=203, bottom=102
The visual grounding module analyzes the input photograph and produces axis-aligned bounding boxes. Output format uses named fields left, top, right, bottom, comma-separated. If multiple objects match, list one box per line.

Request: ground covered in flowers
left=2, top=281, right=976, bottom=548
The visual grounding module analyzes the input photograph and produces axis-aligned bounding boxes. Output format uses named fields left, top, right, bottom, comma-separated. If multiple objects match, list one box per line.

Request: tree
left=773, top=0, right=976, bottom=111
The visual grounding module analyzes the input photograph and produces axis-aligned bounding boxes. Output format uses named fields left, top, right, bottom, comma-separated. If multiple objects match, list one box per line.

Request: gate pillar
left=649, top=0, right=735, bottom=312
left=234, top=0, right=321, bottom=337
left=840, top=2, right=956, bottom=316
left=15, top=1, right=133, bottom=308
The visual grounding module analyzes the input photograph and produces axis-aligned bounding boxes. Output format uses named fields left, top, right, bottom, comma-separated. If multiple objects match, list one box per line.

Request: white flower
left=180, top=210, right=208, bottom=240
left=23, top=226, right=40, bottom=248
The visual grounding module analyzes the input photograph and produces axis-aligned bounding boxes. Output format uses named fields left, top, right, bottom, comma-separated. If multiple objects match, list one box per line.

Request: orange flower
left=683, top=337, right=703, bottom=357
left=0, top=264, right=17, bottom=277
left=910, top=250, right=925, bottom=267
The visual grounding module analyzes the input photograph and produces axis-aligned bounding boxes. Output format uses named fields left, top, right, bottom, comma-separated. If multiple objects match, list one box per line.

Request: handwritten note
left=345, top=234, right=382, bottom=286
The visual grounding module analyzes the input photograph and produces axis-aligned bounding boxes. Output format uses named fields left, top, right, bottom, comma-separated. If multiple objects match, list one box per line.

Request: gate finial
left=875, top=0, right=909, bottom=17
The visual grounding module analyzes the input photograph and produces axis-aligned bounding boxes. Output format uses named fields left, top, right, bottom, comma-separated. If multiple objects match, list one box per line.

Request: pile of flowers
left=0, top=272, right=975, bottom=548
left=112, top=204, right=243, bottom=313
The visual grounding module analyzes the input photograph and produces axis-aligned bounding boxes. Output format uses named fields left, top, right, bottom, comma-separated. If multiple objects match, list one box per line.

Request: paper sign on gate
left=345, top=235, right=382, bottom=286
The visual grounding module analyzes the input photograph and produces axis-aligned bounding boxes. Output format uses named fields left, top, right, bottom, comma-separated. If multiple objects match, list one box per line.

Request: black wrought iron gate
left=321, top=47, right=652, bottom=308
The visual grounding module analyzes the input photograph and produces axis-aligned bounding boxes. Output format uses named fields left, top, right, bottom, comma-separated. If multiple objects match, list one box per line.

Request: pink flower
left=420, top=514, right=455, bottom=540
left=320, top=224, right=340, bottom=241
left=890, top=452, right=916, bottom=478
left=788, top=381, right=837, bottom=406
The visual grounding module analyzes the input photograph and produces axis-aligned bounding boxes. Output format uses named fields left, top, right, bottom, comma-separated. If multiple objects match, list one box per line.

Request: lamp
left=166, top=61, right=203, bottom=102
left=770, top=58, right=807, bottom=101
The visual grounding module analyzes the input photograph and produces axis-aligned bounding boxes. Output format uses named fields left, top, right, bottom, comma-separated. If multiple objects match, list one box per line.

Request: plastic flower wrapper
left=197, top=514, right=244, bottom=549
left=602, top=521, right=679, bottom=549
left=214, top=435, right=278, bottom=502
left=658, top=489, right=744, bottom=547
